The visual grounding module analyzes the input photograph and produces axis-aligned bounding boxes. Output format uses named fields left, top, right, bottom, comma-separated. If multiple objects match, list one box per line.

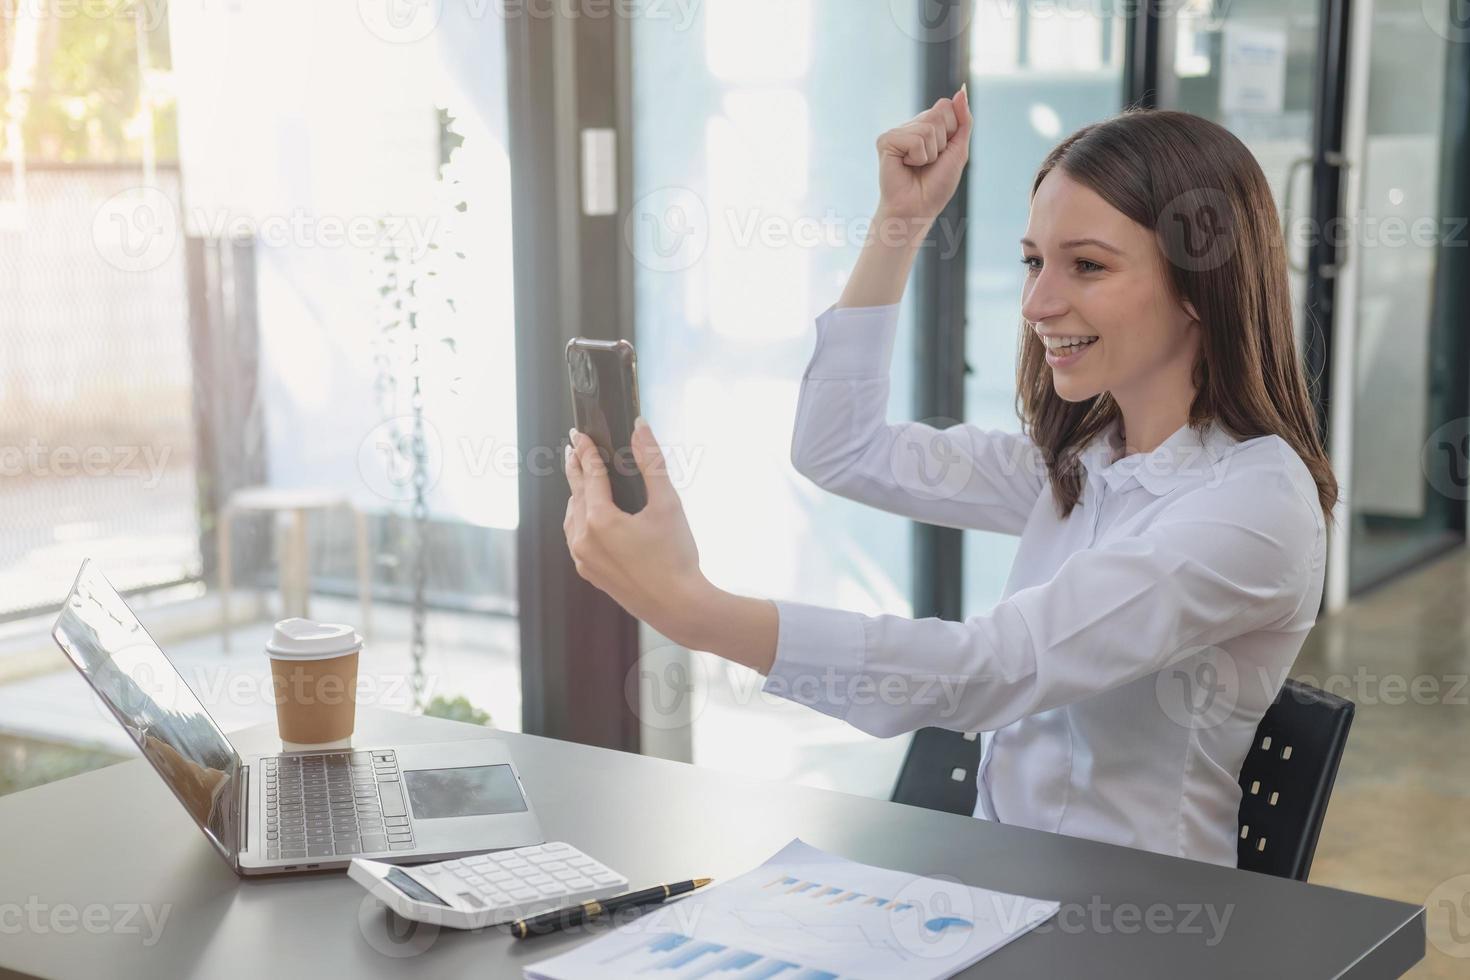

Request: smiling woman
left=563, top=100, right=1341, bottom=868
left=1014, top=112, right=1338, bottom=524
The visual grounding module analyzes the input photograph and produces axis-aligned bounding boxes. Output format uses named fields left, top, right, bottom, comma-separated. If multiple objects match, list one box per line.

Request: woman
left=562, top=86, right=1338, bottom=868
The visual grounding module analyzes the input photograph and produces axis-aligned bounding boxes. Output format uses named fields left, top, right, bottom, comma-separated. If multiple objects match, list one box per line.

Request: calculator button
left=517, top=845, right=546, bottom=856
left=568, top=857, right=595, bottom=869
left=540, top=861, right=568, bottom=872
left=465, top=875, right=486, bottom=887
left=551, top=868, right=580, bottom=880
left=543, top=842, right=571, bottom=852
left=443, top=861, right=462, bottom=870
left=464, top=855, right=491, bottom=867
left=591, top=871, right=622, bottom=884
left=563, top=876, right=594, bottom=890
left=507, top=888, right=537, bottom=901
left=537, top=883, right=567, bottom=896
left=487, top=871, right=513, bottom=883
left=525, top=874, right=555, bottom=887
left=453, top=867, right=475, bottom=879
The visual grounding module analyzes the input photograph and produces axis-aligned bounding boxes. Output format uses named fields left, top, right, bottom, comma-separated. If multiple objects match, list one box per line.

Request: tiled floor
left=1293, top=548, right=1470, bottom=978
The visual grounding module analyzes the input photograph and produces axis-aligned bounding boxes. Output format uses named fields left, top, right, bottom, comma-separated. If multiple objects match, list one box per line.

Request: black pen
left=509, top=877, right=712, bottom=939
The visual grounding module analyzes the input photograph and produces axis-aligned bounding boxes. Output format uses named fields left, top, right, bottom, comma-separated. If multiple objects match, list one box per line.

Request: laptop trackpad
left=401, top=764, right=530, bottom=819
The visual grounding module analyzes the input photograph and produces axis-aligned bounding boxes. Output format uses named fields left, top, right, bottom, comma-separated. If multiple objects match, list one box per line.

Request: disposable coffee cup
left=265, top=619, right=362, bottom=745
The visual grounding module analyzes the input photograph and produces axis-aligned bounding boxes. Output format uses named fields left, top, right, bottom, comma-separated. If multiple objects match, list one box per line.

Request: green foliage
left=2, top=0, right=178, bottom=163
left=423, top=695, right=493, bottom=728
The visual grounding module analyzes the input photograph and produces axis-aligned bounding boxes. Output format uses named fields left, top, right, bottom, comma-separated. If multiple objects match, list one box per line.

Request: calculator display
left=386, top=868, right=450, bottom=907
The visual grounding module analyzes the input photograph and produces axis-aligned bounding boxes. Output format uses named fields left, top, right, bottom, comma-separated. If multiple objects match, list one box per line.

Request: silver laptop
left=51, top=560, right=544, bottom=876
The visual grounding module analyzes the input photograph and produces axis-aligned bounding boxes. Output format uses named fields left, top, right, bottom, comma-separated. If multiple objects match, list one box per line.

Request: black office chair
left=1236, top=678, right=1354, bottom=880
left=889, top=678, right=1355, bottom=882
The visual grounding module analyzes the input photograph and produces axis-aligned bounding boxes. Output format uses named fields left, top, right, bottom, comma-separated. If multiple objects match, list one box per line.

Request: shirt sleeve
left=761, top=471, right=1319, bottom=738
left=790, top=303, right=1048, bottom=535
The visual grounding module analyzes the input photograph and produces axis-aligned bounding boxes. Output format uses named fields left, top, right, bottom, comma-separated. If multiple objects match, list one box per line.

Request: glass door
left=1340, top=0, right=1467, bottom=593
left=1158, top=0, right=1325, bottom=351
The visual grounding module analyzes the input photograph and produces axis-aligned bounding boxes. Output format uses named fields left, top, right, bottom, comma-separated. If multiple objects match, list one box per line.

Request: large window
left=0, top=0, right=521, bottom=796
left=631, top=0, right=923, bottom=797
left=961, top=0, right=1127, bottom=616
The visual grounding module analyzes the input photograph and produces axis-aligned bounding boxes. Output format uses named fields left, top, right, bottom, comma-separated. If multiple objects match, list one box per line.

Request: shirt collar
left=1080, top=416, right=1238, bottom=495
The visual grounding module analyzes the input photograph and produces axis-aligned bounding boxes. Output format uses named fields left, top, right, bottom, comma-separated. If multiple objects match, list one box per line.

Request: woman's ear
left=1182, top=299, right=1201, bottom=324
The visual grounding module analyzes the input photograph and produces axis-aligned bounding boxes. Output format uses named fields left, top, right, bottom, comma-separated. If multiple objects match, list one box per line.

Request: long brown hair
left=1016, top=108, right=1338, bottom=526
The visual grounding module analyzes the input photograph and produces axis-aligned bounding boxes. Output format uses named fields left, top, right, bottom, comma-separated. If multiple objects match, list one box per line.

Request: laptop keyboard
left=264, top=750, right=415, bottom=861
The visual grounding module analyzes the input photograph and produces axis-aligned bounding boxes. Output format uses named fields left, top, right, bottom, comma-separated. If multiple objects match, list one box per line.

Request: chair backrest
left=1236, top=677, right=1355, bottom=881
left=890, top=678, right=1354, bottom=882
left=890, top=727, right=982, bottom=816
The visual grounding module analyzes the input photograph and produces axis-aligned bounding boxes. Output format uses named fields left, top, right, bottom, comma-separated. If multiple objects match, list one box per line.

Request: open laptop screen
left=52, top=560, right=241, bottom=868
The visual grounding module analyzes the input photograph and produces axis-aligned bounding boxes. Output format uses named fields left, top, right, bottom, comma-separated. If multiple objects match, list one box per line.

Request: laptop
left=51, top=559, right=544, bottom=876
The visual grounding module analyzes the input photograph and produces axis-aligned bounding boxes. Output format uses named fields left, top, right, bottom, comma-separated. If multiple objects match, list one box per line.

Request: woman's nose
left=1020, top=268, right=1069, bottom=327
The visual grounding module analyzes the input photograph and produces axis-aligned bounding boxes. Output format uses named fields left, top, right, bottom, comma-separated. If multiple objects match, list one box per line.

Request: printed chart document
left=524, top=838, right=1059, bottom=979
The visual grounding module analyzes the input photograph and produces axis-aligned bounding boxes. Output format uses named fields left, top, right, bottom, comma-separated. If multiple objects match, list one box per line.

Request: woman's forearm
left=667, top=578, right=779, bottom=676
left=837, top=207, right=934, bottom=309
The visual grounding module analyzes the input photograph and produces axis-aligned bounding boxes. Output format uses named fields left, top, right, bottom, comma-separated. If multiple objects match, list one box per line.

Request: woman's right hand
left=875, top=85, right=973, bottom=225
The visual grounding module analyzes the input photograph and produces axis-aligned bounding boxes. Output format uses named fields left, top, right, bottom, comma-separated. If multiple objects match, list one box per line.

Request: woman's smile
left=1041, top=334, right=1099, bottom=368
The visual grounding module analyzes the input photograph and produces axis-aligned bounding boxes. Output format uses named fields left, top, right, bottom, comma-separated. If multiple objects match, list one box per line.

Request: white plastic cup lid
left=264, top=618, right=363, bottom=660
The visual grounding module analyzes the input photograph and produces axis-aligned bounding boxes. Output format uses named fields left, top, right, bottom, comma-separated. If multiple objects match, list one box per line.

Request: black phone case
left=566, top=339, right=647, bottom=514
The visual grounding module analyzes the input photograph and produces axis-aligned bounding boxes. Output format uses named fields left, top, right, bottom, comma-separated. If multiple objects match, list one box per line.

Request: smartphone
left=566, top=338, right=647, bottom=514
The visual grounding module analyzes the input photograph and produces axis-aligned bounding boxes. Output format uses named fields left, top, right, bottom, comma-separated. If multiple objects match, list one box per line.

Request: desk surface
left=0, top=708, right=1424, bottom=979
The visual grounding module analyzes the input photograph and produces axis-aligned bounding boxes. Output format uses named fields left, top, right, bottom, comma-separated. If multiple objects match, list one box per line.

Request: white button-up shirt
left=762, top=302, right=1328, bottom=867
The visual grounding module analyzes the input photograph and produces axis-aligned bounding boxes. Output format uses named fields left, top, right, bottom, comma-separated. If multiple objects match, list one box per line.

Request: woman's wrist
left=870, top=205, right=936, bottom=248
left=666, top=575, right=778, bottom=676
left=836, top=206, right=934, bottom=310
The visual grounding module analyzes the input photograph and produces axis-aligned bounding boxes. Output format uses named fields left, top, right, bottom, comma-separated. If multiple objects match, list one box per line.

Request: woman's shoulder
left=1203, top=428, right=1325, bottom=540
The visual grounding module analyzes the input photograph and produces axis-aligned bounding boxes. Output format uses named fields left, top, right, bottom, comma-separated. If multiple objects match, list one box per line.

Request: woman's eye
left=1021, top=257, right=1041, bottom=272
left=1076, top=259, right=1103, bottom=273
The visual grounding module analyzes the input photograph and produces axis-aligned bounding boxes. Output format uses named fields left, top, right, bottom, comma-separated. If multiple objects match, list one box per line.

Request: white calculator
left=348, top=841, right=629, bottom=930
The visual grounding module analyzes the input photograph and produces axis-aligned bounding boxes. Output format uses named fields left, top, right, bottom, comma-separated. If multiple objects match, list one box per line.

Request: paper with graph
left=523, top=838, right=1059, bottom=979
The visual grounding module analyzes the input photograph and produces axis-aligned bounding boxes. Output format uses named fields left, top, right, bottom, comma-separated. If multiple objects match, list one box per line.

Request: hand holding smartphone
left=566, top=338, right=647, bottom=514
